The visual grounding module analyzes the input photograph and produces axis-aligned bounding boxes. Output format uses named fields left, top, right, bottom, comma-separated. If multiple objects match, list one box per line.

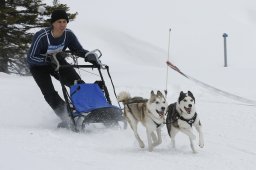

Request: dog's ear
left=188, top=91, right=195, bottom=103
left=157, top=90, right=163, bottom=97
left=178, top=91, right=185, bottom=103
left=180, top=91, right=184, bottom=96
left=150, top=90, right=156, bottom=102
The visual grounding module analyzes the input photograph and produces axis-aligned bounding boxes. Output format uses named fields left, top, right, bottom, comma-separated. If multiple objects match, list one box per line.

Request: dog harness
left=123, top=98, right=163, bottom=128
left=167, top=103, right=197, bottom=127
left=124, top=98, right=147, bottom=121
left=177, top=112, right=197, bottom=127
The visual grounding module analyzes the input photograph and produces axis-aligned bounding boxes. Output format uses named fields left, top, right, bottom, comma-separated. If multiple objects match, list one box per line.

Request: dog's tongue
left=156, top=110, right=164, bottom=117
left=185, top=107, right=191, bottom=113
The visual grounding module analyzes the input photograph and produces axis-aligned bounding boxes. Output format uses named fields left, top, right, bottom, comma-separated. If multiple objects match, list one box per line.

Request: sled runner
left=50, top=49, right=125, bottom=132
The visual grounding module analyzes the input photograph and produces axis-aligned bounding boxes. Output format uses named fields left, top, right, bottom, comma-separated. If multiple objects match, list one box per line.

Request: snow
left=1, top=0, right=256, bottom=170
left=37, top=6, right=46, bottom=15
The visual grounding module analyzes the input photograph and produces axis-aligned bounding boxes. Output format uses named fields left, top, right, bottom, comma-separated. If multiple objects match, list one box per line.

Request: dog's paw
left=152, top=143, right=158, bottom=147
left=139, top=142, right=145, bottom=148
left=192, top=149, right=198, bottom=154
left=199, top=143, right=204, bottom=148
left=148, top=146, right=153, bottom=152
left=199, top=138, right=204, bottom=148
left=152, top=141, right=162, bottom=147
left=171, top=140, right=176, bottom=148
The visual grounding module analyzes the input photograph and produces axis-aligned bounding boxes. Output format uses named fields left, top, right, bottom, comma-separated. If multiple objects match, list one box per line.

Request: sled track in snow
left=187, top=75, right=256, bottom=106
left=166, top=61, right=256, bottom=107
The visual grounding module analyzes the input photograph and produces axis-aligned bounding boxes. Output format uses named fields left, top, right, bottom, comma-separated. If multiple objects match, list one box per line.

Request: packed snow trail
left=166, top=61, right=256, bottom=106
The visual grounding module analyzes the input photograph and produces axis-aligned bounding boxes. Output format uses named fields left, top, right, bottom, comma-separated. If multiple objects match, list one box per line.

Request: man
left=27, top=9, right=99, bottom=128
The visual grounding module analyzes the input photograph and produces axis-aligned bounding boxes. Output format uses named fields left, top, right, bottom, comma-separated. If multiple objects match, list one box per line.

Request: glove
left=85, top=53, right=102, bottom=67
left=56, top=52, right=68, bottom=59
left=46, top=52, right=66, bottom=62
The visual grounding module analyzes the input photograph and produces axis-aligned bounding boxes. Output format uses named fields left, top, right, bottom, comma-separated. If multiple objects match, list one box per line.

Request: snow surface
left=1, top=0, right=256, bottom=170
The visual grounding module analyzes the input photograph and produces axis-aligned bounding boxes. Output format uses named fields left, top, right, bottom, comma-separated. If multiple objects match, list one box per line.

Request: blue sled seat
left=70, top=83, right=114, bottom=115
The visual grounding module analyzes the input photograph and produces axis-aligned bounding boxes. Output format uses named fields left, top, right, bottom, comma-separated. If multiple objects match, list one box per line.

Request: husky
left=166, top=91, right=204, bottom=153
left=117, top=91, right=168, bottom=152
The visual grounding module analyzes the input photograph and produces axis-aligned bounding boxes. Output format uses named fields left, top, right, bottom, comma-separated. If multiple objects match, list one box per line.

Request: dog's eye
left=184, top=99, right=187, bottom=102
left=156, top=101, right=159, bottom=104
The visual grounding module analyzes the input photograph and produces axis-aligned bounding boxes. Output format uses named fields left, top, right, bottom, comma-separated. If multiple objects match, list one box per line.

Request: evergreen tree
left=0, top=0, right=77, bottom=75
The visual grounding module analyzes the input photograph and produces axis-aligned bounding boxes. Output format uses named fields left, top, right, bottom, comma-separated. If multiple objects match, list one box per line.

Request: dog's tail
left=117, top=91, right=131, bottom=102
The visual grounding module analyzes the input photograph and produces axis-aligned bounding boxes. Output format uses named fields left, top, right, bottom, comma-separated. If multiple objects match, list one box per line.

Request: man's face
left=52, top=19, right=67, bottom=32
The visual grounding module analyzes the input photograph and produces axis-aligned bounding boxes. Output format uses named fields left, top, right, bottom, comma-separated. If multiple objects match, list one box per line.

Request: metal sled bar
left=97, top=67, right=112, bottom=104
left=55, top=69, right=78, bottom=131
left=60, top=64, right=99, bottom=69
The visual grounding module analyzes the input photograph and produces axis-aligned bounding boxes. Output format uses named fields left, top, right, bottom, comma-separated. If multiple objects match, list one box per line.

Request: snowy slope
left=1, top=0, right=256, bottom=170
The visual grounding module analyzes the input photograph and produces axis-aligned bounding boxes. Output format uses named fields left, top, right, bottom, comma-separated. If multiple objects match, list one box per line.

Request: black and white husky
left=166, top=91, right=204, bottom=153
left=118, top=91, right=168, bottom=152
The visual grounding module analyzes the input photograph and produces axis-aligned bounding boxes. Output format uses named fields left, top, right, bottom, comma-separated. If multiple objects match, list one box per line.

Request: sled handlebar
left=64, top=49, right=102, bottom=59
left=50, top=54, right=108, bottom=71
left=49, top=49, right=108, bottom=71
left=84, top=49, right=102, bottom=59
left=51, top=53, right=60, bottom=71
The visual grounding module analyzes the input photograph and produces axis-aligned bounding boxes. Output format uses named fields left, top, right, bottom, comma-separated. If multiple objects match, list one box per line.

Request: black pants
left=30, top=59, right=81, bottom=121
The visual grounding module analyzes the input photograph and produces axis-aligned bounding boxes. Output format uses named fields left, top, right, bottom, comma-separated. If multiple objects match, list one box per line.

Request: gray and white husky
left=166, top=91, right=204, bottom=153
left=118, top=91, right=168, bottom=152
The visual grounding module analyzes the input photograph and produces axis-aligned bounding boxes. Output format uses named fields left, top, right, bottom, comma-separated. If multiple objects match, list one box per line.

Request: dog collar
left=153, top=120, right=162, bottom=128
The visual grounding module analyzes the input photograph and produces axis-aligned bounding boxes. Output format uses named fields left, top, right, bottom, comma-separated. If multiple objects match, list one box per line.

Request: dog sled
left=50, top=49, right=125, bottom=132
